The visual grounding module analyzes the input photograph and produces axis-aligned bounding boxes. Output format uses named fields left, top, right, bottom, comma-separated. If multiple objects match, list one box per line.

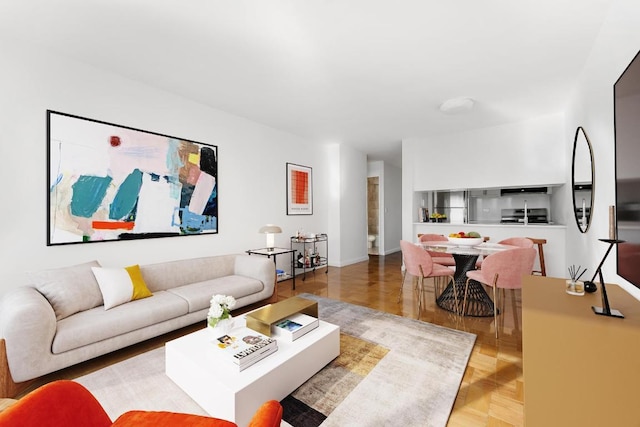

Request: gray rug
left=76, top=294, right=476, bottom=427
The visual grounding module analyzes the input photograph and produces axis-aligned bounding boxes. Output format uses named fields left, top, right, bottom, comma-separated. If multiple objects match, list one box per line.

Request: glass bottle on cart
left=291, top=233, right=328, bottom=280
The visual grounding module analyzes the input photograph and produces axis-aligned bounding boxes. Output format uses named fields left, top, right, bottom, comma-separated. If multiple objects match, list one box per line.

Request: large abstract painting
left=47, top=111, right=218, bottom=245
left=286, top=162, right=312, bottom=215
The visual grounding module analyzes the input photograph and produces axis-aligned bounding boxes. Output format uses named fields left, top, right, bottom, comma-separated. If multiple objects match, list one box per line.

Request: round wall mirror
left=572, top=126, right=595, bottom=233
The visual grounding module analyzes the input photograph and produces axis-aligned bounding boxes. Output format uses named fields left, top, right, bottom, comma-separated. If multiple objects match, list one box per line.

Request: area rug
left=281, top=332, right=390, bottom=427
left=75, top=294, right=476, bottom=427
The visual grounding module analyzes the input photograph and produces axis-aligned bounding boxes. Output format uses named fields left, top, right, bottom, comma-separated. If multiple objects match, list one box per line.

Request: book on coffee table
left=212, top=328, right=278, bottom=371
left=272, top=312, right=319, bottom=341
left=235, top=345, right=278, bottom=371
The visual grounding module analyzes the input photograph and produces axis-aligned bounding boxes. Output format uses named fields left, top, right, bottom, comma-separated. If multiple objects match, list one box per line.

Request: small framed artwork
left=47, top=110, right=218, bottom=245
left=286, top=163, right=312, bottom=215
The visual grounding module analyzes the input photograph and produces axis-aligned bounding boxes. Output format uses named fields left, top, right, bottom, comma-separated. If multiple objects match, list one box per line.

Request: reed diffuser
left=566, top=264, right=587, bottom=296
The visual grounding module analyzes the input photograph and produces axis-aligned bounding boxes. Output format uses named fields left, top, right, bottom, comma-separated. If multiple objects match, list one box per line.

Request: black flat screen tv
left=614, top=50, right=640, bottom=288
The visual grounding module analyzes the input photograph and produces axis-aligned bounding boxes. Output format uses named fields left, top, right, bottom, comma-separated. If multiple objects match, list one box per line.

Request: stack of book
left=213, top=328, right=278, bottom=371
left=272, top=313, right=319, bottom=342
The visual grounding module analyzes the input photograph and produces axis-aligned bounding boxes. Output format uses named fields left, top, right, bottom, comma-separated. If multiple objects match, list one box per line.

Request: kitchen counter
left=412, top=222, right=566, bottom=277
left=416, top=222, right=566, bottom=228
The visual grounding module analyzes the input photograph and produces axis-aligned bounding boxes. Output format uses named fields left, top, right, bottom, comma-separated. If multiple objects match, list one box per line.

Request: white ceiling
left=0, top=0, right=615, bottom=167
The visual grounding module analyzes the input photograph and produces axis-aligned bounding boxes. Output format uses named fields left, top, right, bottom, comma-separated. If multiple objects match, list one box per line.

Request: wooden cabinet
left=522, top=275, right=640, bottom=426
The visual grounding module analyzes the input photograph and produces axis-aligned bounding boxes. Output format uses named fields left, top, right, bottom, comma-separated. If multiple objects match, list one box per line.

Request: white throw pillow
left=91, top=265, right=153, bottom=310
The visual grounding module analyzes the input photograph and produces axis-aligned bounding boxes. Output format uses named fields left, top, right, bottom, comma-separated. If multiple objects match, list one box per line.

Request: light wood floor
left=18, top=252, right=524, bottom=426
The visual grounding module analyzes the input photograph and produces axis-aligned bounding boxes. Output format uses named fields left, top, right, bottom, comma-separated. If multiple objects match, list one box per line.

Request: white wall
left=564, top=0, right=640, bottom=300
left=329, top=145, right=369, bottom=266
left=0, top=38, right=335, bottom=296
left=401, top=114, right=566, bottom=242
left=403, top=113, right=566, bottom=192
left=383, top=162, right=402, bottom=255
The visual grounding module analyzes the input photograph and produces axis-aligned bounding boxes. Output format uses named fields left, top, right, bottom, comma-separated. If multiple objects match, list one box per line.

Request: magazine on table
left=272, top=312, right=319, bottom=341
left=213, top=328, right=277, bottom=368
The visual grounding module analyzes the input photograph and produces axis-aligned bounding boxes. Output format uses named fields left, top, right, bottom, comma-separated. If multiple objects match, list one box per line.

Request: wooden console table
left=522, top=275, right=640, bottom=426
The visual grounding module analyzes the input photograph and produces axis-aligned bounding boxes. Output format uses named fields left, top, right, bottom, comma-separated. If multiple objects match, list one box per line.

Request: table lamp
left=259, top=224, right=282, bottom=250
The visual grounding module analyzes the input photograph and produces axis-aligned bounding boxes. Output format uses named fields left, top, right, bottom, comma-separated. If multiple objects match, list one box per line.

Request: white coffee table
left=166, top=320, right=340, bottom=426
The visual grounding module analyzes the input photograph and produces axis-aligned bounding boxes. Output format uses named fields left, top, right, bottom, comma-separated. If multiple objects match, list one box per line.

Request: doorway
left=367, top=177, right=379, bottom=255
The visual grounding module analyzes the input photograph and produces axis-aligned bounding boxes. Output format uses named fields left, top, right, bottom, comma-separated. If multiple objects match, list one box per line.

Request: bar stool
left=527, top=237, right=547, bottom=276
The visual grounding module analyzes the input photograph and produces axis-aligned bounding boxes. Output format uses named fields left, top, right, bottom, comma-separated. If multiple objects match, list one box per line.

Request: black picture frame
left=47, top=110, right=218, bottom=245
left=286, top=162, right=312, bottom=215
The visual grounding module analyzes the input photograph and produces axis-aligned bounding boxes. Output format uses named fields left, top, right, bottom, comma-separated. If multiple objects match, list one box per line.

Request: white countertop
left=414, top=222, right=566, bottom=229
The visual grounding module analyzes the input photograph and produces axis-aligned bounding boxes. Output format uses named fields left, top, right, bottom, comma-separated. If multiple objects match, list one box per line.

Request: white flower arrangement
left=207, top=294, right=236, bottom=328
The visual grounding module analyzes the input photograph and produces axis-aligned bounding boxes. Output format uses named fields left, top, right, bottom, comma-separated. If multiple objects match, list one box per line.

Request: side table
left=246, top=247, right=296, bottom=290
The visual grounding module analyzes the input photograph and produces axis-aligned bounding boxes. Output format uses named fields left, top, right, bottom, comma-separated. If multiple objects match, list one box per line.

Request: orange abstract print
left=290, top=170, right=309, bottom=204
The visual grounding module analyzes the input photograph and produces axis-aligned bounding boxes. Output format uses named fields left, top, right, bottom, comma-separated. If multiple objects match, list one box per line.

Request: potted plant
left=207, top=294, right=236, bottom=336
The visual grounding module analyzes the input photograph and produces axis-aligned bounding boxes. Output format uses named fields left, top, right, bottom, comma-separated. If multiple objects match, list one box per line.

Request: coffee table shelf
left=246, top=296, right=318, bottom=336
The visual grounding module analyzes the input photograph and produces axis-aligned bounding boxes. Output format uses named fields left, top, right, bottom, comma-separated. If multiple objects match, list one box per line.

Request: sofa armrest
left=0, top=287, right=57, bottom=383
left=234, top=255, right=276, bottom=295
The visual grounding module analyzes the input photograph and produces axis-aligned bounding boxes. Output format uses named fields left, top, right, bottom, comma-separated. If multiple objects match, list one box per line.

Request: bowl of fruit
left=447, top=231, right=483, bottom=247
left=429, top=212, right=447, bottom=223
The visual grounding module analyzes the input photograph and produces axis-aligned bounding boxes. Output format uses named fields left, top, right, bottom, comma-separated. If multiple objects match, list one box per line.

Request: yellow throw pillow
left=91, top=265, right=153, bottom=310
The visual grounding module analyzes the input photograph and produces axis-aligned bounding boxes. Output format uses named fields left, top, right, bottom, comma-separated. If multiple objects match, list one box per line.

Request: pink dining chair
left=399, top=240, right=455, bottom=315
left=476, top=237, right=534, bottom=269
left=464, top=247, right=536, bottom=337
left=498, top=237, right=534, bottom=248
left=418, top=234, right=456, bottom=267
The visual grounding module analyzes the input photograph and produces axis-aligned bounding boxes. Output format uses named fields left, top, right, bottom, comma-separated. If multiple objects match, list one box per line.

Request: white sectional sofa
left=0, top=254, right=275, bottom=397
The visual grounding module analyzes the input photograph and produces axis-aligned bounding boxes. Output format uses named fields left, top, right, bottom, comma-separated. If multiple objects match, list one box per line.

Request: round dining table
left=420, top=241, right=517, bottom=317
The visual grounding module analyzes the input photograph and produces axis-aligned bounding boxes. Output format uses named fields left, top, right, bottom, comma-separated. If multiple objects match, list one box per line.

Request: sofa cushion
left=28, top=260, right=104, bottom=320
left=167, top=275, right=264, bottom=313
left=91, top=265, right=153, bottom=310
left=52, top=291, right=188, bottom=354
left=140, top=255, right=237, bottom=292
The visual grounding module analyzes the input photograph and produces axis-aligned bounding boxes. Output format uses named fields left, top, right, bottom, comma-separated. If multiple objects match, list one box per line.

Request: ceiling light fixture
left=439, top=97, right=475, bottom=114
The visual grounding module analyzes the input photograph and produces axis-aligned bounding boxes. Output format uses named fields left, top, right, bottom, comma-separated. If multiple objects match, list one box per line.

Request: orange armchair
left=0, top=380, right=283, bottom=427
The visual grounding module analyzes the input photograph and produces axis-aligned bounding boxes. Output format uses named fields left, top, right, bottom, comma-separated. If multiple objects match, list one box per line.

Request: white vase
left=208, top=316, right=234, bottom=340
